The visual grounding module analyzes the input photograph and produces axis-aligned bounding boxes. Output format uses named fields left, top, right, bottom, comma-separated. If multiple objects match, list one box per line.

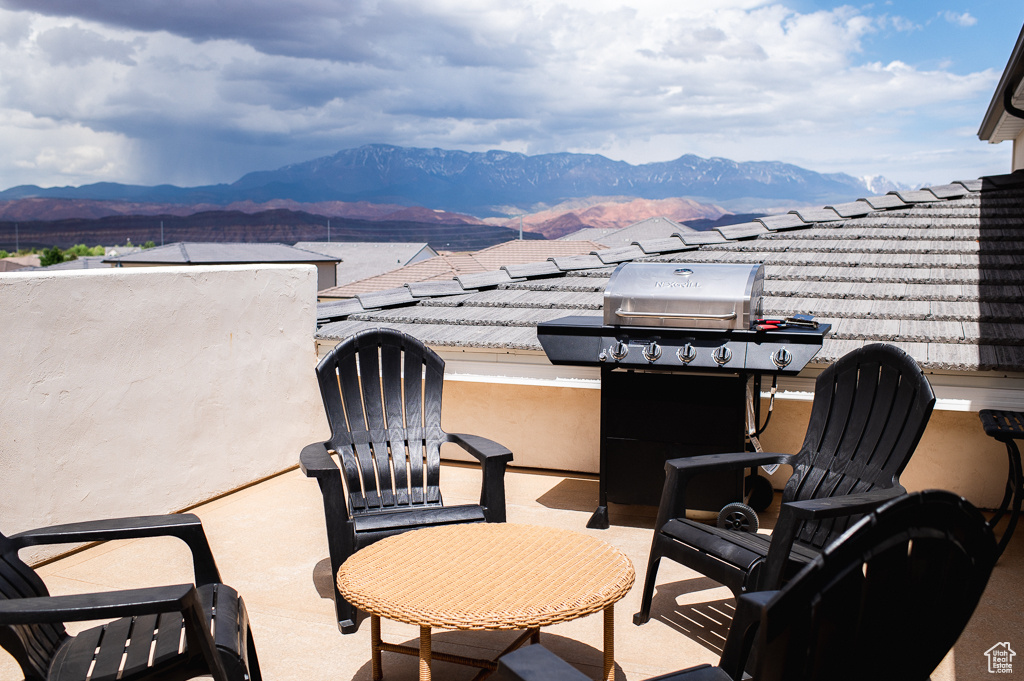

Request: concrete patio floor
left=5, top=462, right=1022, bottom=681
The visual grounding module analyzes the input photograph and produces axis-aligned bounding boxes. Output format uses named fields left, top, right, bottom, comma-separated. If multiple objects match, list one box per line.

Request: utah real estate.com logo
left=985, top=642, right=1016, bottom=674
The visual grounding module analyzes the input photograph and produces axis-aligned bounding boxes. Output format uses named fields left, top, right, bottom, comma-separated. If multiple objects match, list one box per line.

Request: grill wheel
left=717, top=502, right=759, bottom=533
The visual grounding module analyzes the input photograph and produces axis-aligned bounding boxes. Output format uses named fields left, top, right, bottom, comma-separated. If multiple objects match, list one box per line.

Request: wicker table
left=337, top=523, right=635, bottom=681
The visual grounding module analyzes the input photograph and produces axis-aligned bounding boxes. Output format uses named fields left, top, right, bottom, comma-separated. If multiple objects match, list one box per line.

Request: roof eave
left=979, top=24, right=1024, bottom=141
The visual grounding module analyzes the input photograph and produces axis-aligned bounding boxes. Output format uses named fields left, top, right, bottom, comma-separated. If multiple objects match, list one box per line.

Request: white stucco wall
left=1014, top=131, right=1024, bottom=172
left=1, top=265, right=328, bottom=562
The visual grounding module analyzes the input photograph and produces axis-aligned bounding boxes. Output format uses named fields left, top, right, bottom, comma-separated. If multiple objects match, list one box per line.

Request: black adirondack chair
left=0, top=513, right=261, bottom=681
left=634, top=342, right=936, bottom=625
left=301, top=327, right=514, bottom=633
left=498, top=490, right=998, bottom=681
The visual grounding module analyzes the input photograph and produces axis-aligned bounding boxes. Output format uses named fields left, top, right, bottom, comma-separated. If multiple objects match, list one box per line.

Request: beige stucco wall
left=1014, top=130, right=1024, bottom=172
left=0, top=264, right=328, bottom=562
left=439, top=380, right=1009, bottom=511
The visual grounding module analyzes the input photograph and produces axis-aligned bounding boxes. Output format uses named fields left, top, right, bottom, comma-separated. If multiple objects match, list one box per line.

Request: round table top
left=337, top=523, right=635, bottom=630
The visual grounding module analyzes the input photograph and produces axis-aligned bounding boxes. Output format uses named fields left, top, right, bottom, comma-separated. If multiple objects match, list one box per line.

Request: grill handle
left=614, top=308, right=738, bottom=321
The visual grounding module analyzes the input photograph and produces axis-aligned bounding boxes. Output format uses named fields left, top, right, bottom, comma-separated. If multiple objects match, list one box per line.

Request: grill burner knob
left=643, top=342, right=662, bottom=362
left=676, top=343, right=697, bottom=364
left=713, top=345, right=733, bottom=365
left=772, top=347, right=793, bottom=369
left=610, top=340, right=629, bottom=361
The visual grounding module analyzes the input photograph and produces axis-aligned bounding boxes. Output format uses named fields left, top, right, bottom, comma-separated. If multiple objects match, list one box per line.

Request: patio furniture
left=336, top=523, right=635, bottom=681
left=978, top=409, right=1024, bottom=557
left=498, top=490, right=998, bottom=681
left=0, top=513, right=261, bottom=681
left=634, top=343, right=935, bottom=625
left=301, top=327, right=514, bottom=634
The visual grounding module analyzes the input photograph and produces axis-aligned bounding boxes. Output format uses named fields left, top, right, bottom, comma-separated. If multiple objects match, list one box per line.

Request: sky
left=0, top=0, right=1022, bottom=193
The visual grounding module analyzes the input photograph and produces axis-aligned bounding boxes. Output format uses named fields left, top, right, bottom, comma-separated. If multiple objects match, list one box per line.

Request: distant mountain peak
left=1, top=144, right=909, bottom=218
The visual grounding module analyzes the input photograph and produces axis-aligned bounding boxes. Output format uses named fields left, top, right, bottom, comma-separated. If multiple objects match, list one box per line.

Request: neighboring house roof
left=316, top=171, right=1024, bottom=373
left=319, top=239, right=605, bottom=299
left=565, top=217, right=697, bottom=248
left=559, top=227, right=619, bottom=242
left=38, top=256, right=111, bottom=270
left=980, top=24, right=1024, bottom=143
left=0, top=260, right=29, bottom=272
left=0, top=254, right=41, bottom=270
left=293, top=241, right=437, bottom=285
left=103, top=242, right=339, bottom=265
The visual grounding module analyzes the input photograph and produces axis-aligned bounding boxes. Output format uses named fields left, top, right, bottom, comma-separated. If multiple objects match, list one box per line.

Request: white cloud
left=0, top=1, right=1007, bottom=191
left=941, top=11, right=977, bottom=28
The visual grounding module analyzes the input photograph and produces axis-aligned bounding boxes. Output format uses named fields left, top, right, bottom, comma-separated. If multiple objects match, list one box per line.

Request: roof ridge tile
left=862, top=194, right=910, bottom=210
left=826, top=200, right=874, bottom=218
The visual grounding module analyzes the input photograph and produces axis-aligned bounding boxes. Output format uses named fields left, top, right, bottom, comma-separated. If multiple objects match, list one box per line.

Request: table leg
left=420, top=625, right=432, bottom=681
left=603, top=605, right=615, bottom=681
left=372, top=615, right=383, bottom=681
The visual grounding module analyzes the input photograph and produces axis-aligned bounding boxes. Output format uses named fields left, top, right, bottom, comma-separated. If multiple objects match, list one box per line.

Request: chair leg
left=633, top=549, right=663, bottom=626
left=335, top=583, right=360, bottom=634
left=245, top=626, right=263, bottom=681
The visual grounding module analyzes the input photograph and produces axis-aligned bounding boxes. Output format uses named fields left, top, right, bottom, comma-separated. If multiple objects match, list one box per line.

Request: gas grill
left=537, top=262, right=830, bottom=529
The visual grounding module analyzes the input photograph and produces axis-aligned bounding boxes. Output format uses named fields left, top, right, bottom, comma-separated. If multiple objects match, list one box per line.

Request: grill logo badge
left=655, top=268, right=700, bottom=288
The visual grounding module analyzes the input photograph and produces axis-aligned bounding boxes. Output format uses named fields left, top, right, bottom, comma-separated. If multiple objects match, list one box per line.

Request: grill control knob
left=713, top=345, right=733, bottom=366
left=676, top=343, right=697, bottom=364
left=772, top=347, right=793, bottom=369
left=598, top=351, right=608, bottom=362
left=643, top=342, right=662, bottom=362
left=610, top=340, right=629, bottom=361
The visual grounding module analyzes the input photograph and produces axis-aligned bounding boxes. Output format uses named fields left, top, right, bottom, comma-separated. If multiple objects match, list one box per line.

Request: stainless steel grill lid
left=603, top=262, right=764, bottom=329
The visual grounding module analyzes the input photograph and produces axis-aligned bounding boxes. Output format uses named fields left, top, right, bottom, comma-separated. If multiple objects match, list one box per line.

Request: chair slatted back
left=751, top=491, right=995, bottom=681
left=783, top=344, right=935, bottom=547
left=0, top=534, right=67, bottom=681
left=316, top=328, right=446, bottom=515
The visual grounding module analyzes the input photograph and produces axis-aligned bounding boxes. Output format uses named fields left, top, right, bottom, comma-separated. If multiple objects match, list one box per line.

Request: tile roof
left=316, top=171, right=1024, bottom=373
left=318, top=240, right=604, bottom=298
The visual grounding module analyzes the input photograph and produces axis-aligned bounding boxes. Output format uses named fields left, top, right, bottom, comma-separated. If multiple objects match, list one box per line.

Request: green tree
left=40, top=246, right=65, bottom=267
left=142, top=241, right=156, bottom=249
left=0, top=250, right=8, bottom=259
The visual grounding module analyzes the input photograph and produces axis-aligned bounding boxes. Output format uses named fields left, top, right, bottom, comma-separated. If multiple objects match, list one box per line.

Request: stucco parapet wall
left=311, top=339, right=1024, bottom=414
left=2, top=264, right=326, bottom=562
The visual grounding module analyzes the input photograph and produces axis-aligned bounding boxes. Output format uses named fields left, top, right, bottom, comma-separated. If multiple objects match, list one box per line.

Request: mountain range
left=1, top=144, right=909, bottom=218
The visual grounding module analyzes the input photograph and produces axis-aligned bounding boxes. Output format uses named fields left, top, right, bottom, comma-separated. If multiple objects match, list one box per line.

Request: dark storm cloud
left=0, top=0, right=540, bottom=68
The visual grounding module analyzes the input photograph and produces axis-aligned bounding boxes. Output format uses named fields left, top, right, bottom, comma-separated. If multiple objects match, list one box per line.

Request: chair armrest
left=448, top=433, right=513, bottom=523
left=654, top=452, right=797, bottom=531
left=759, top=486, right=906, bottom=590
left=448, top=433, right=514, bottom=463
left=0, top=583, right=198, bottom=625
left=781, top=486, right=906, bottom=521
left=666, top=451, right=796, bottom=476
left=300, top=441, right=339, bottom=478
left=9, top=514, right=221, bottom=586
left=0, top=585, right=231, bottom=681
left=497, top=645, right=594, bottom=681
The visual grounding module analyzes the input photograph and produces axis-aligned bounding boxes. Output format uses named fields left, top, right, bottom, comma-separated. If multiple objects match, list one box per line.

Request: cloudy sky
left=0, top=0, right=1021, bottom=192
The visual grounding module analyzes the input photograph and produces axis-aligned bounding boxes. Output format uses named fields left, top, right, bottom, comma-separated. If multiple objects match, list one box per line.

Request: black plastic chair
left=0, top=514, right=261, bottom=681
left=635, top=343, right=936, bottom=625
left=301, top=327, right=514, bottom=633
left=498, top=490, right=997, bottom=681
